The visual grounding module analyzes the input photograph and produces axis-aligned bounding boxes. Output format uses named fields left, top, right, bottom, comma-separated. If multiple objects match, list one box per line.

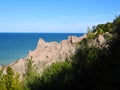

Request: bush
left=0, top=67, right=23, bottom=90
left=26, top=61, right=72, bottom=90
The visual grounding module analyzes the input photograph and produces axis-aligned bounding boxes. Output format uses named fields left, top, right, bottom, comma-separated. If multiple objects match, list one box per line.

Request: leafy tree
left=0, top=69, right=7, bottom=90
left=87, top=26, right=95, bottom=40
left=25, top=57, right=36, bottom=78
left=26, top=61, right=72, bottom=90
left=113, top=15, right=120, bottom=37
left=0, top=66, right=23, bottom=90
left=105, top=22, right=113, bottom=32
left=23, top=57, right=38, bottom=90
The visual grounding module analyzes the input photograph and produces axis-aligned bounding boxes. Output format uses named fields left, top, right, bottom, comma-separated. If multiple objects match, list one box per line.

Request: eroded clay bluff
left=7, top=35, right=86, bottom=76
left=1, top=32, right=110, bottom=77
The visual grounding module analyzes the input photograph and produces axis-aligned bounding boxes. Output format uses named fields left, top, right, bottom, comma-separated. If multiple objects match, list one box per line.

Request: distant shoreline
left=0, top=32, right=85, bottom=33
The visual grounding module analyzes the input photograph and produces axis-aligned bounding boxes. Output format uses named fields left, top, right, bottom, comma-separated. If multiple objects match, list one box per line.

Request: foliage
left=23, top=57, right=38, bottom=90
left=0, top=67, right=23, bottom=90
left=87, top=26, right=95, bottom=40
left=26, top=61, right=72, bottom=90
left=93, top=22, right=113, bottom=33
left=95, top=28, right=104, bottom=37
left=25, top=57, right=36, bottom=78
left=68, top=16, right=120, bottom=89
left=113, top=15, right=120, bottom=37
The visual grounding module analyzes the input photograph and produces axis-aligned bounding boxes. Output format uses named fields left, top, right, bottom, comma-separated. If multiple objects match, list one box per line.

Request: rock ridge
left=2, top=35, right=86, bottom=77
left=0, top=33, right=110, bottom=78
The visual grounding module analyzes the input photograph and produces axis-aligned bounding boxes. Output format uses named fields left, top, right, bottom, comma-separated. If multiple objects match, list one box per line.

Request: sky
left=0, top=0, right=120, bottom=33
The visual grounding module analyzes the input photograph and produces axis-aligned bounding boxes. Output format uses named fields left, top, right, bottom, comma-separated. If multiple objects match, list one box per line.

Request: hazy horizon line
left=0, top=32, right=85, bottom=33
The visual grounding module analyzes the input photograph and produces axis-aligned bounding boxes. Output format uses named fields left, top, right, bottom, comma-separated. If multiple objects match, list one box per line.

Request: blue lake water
left=0, top=33, right=84, bottom=65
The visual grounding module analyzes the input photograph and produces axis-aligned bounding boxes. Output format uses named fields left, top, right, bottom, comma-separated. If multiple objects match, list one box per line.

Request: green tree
left=23, top=57, right=38, bottom=90
left=87, top=26, right=95, bottom=40
left=105, top=22, right=113, bottom=32
left=25, top=57, right=35, bottom=78
left=113, top=15, right=120, bottom=37
left=26, top=61, right=72, bottom=90
left=0, top=69, right=7, bottom=90
left=4, top=67, right=14, bottom=90
left=0, top=67, right=23, bottom=90
left=95, top=28, right=104, bottom=37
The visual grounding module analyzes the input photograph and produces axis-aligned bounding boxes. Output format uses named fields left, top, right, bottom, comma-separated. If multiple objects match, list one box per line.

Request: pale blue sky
left=0, top=0, right=119, bottom=33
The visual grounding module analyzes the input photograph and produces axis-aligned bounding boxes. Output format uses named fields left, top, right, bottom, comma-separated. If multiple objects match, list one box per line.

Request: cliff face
left=8, top=35, right=86, bottom=76
left=0, top=32, right=111, bottom=77
left=88, top=32, right=112, bottom=48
